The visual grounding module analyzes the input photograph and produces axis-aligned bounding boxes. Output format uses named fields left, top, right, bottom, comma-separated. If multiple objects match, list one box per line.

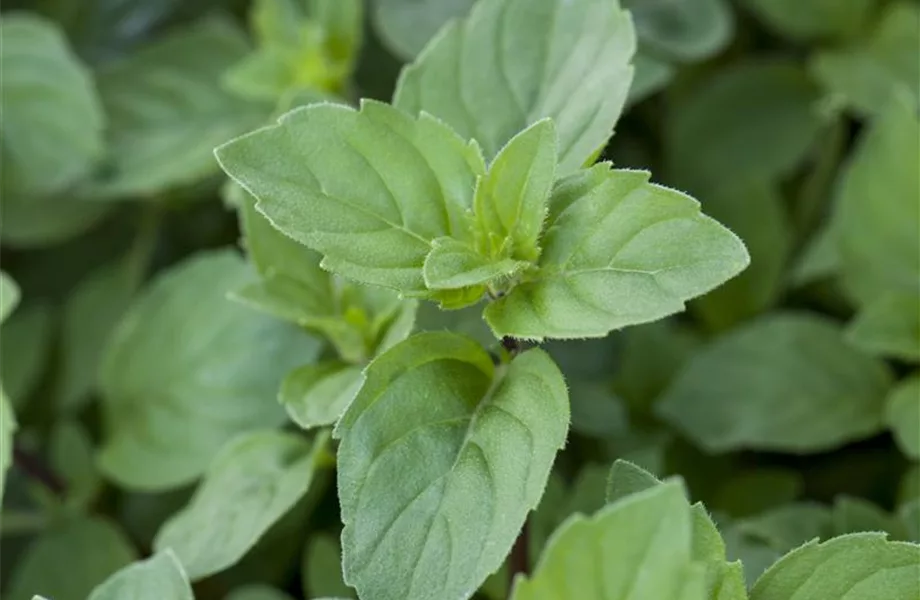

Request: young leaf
left=6, top=516, right=137, bottom=600
left=0, top=14, right=104, bottom=199
left=511, top=481, right=700, bottom=600
left=422, top=237, right=526, bottom=294
left=750, top=533, right=920, bottom=599
left=393, top=0, right=636, bottom=174
left=666, top=60, right=823, bottom=192
left=303, top=534, right=354, bottom=599
left=473, top=119, right=556, bottom=262
left=886, top=376, right=920, bottom=460
left=216, top=99, right=485, bottom=294
left=831, top=93, right=920, bottom=305
left=98, top=250, right=321, bottom=490
left=811, top=2, right=920, bottom=116
left=656, top=313, right=893, bottom=453
left=280, top=362, right=363, bottom=430
left=847, top=293, right=920, bottom=362
left=623, top=0, right=733, bottom=62
left=153, top=430, right=328, bottom=580
left=484, top=166, right=749, bottom=340
left=88, top=550, right=193, bottom=600
left=335, top=332, right=569, bottom=600
left=85, top=17, right=267, bottom=200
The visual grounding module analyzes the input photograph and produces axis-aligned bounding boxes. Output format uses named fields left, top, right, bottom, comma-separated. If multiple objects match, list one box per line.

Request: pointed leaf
left=336, top=332, right=569, bottom=600
left=393, top=0, right=636, bottom=173
left=280, top=362, right=363, bottom=429
left=154, top=430, right=328, bottom=580
left=88, top=550, right=193, bottom=600
left=423, top=237, right=526, bottom=293
left=750, top=533, right=920, bottom=599
left=485, top=165, right=749, bottom=340
left=656, top=313, right=893, bottom=453
left=98, top=250, right=321, bottom=490
left=511, top=482, right=698, bottom=599
left=473, top=119, right=556, bottom=262
left=217, top=100, right=485, bottom=293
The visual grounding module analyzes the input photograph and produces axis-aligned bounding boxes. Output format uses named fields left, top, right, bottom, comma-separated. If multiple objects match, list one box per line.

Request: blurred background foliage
left=0, top=0, right=917, bottom=598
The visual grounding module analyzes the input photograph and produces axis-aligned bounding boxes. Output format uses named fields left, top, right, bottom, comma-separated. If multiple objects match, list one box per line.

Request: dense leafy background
left=1, top=0, right=918, bottom=599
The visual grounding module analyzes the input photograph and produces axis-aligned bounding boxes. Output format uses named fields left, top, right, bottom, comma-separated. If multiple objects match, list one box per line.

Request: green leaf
left=666, top=60, right=823, bottom=192
left=886, top=376, right=920, bottom=459
left=691, top=182, right=792, bottom=331
left=568, top=382, right=630, bottom=440
left=280, top=362, right=363, bottom=430
left=712, top=469, right=803, bottom=518
left=217, top=99, right=485, bottom=294
left=0, top=14, right=104, bottom=199
left=750, top=533, right=920, bottom=599
left=831, top=93, right=920, bottom=305
left=512, top=481, right=702, bottom=600
left=628, top=52, right=676, bottom=106
left=832, top=496, right=907, bottom=539
left=309, top=0, right=364, bottom=66
left=88, top=550, right=193, bottom=600
left=484, top=165, right=749, bottom=340
left=0, top=271, right=21, bottom=323
left=372, top=0, right=476, bottom=59
left=606, top=459, right=661, bottom=504
left=153, top=430, right=327, bottom=580
left=6, top=516, right=137, bottom=600
left=739, top=0, right=875, bottom=41
left=847, top=293, right=920, bottom=362
left=422, top=237, right=526, bottom=296
left=734, top=503, right=833, bottom=553
left=656, top=313, right=893, bottom=453
left=98, top=250, right=321, bottom=490
left=227, top=585, right=295, bottom=600
left=50, top=420, right=102, bottom=512
left=303, top=534, right=354, bottom=599
left=393, top=0, right=636, bottom=174
left=811, top=2, right=920, bottom=117
left=0, top=193, right=110, bottom=249
left=85, top=17, right=267, bottom=200
left=623, top=0, right=734, bottom=62
left=0, top=302, right=53, bottom=407
left=335, top=332, right=569, bottom=600
left=472, top=118, right=556, bottom=262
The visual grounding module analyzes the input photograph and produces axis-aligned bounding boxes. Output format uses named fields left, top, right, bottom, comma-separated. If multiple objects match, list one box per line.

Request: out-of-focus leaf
left=734, top=503, right=833, bottom=553
left=372, top=0, right=476, bottom=59
left=87, top=550, right=193, bottom=600
left=303, top=534, right=354, bottom=599
left=831, top=93, right=920, bottom=305
left=832, top=496, right=907, bottom=539
left=569, top=383, right=630, bottom=440
left=886, top=376, right=920, bottom=460
left=0, top=303, right=53, bottom=408
left=227, top=585, right=295, bottom=600
left=0, top=14, right=104, bottom=199
left=0, top=194, right=111, bottom=249
left=279, top=362, right=363, bottom=430
left=657, top=313, right=893, bottom=453
left=666, top=60, right=823, bottom=192
left=98, top=250, right=321, bottom=491
left=740, top=0, right=876, bottom=41
left=692, top=182, right=792, bottom=331
left=49, top=420, right=102, bottom=511
left=623, top=0, right=733, bottom=62
left=627, top=52, right=675, bottom=106
left=5, top=516, right=137, bottom=600
left=811, top=2, right=920, bottom=116
left=713, top=469, right=804, bottom=518
left=85, top=17, right=267, bottom=200
left=847, top=293, right=920, bottom=362
left=393, top=0, right=636, bottom=174
left=153, top=431, right=327, bottom=580
left=0, top=387, right=15, bottom=505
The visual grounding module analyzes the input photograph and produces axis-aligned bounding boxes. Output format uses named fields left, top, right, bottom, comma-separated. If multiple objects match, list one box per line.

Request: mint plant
left=2, top=0, right=918, bottom=599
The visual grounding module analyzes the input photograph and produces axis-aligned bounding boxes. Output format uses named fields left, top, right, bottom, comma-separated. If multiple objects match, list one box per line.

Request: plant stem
left=13, top=442, right=66, bottom=497
left=509, top=519, right=530, bottom=591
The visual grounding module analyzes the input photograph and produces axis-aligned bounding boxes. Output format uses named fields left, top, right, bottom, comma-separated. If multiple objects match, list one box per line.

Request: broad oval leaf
left=666, top=60, right=823, bottom=192
left=484, top=165, right=749, bottom=340
left=393, top=0, right=636, bottom=174
left=886, top=376, right=920, bottom=460
left=511, top=481, right=700, bottom=600
left=0, top=14, right=104, bottom=199
left=153, top=430, right=327, bottom=580
left=831, top=93, right=920, bottom=305
left=88, top=550, right=193, bottom=600
left=656, top=313, right=893, bottom=453
left=750, top=533, right=920, bottom=599
left=6, top=516, right=137, bottom=600
left=373, top=0, right=477, bottom=59
left=216, top=99, right=485, bottom=294
left=84, top=17, right=267, bottom=200
left=98, top=250, right=321, bottom=490
left=281, top=362, right=364, bottom=430
left=335, top=332, right=569, bottom=600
